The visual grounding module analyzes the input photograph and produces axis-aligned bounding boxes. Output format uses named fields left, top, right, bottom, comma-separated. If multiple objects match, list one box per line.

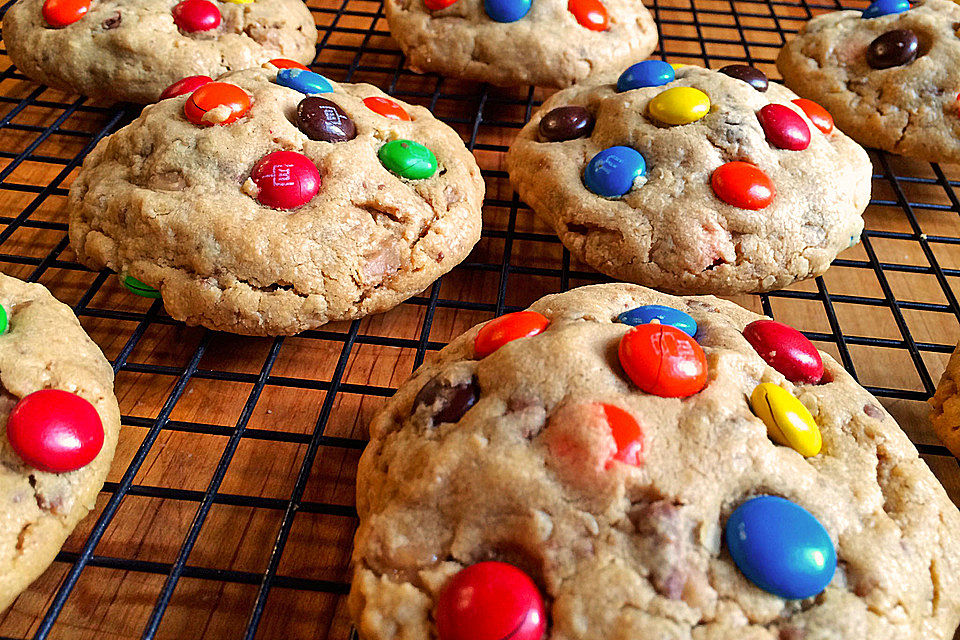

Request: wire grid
left=0, top=0, right=958, bottom=637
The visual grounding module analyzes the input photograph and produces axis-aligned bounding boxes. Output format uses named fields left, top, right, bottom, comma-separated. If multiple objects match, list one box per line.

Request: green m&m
left=0, top=305, right=7, bottom=335
left=122, top=274, right=160, bottom=299
left=378, top=139, right=437, bottom=179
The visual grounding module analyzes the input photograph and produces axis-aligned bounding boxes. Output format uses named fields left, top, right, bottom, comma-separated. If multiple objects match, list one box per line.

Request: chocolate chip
left=719, top=64, right=768, bottom=92
left=867, top=29, right=919, bottom=69
left=413, top=374, right=479, bottom=426
left=538, top=106, right=594, bottom=142
left=102, top=12, right=121, bottom=29
left=296, top=96, right=356, bottom=143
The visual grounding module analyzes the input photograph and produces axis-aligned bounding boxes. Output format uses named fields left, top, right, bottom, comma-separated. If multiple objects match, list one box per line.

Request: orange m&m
left=568, top=0, right=609, bottom=31
left=474, top=311, right=549, bottom=358
left=711, top=161, right=775, bottom=210
left=618, top=324, right=707, bottom=398
left=184, top=82, right=251, bottom=126
left=269, top=58, right=310, bottom=71
left=363, top=96, right=410, bottom=121
left=791, top=98, right=834, bottom=135
left=600, top=404, right=643, bottom=466
left=42, top=0, right=90, bottom=28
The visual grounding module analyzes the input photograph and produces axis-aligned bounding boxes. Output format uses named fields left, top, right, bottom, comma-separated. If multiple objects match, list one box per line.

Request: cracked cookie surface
left=2, top=0, right=317, bottom=104
left=68, top=67, right=484, bottom=336
left=350, top=282, right=960, bottom=640
left=0, top=273, right=120, bottom=612
left=777, top=0, right=960, bottom=164
left=505, top=65, right=871, bottom=295
left=384, top=0, right=656, bottom=88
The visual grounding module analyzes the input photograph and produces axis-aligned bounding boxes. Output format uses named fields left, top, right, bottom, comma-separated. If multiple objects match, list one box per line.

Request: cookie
left=68, top=66, right=485, bottom=336
left=350, top=282, right=960, bottom=640
left=0, top=273, right=120, bottom=612
left=929, top=341, right=960, bottom=456
left=777, top=0, right=960, bottom=164
left=505, top=64, right=872, bottom=294
left=2, top=0, right=317, bottom=104
left=384, top=0, right=656, bottom=88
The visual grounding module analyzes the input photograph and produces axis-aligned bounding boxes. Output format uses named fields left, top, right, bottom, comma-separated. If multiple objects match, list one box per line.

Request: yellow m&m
left=749, top=383, right=822, bottom=457
left=648, top=87, right=710, bottom=125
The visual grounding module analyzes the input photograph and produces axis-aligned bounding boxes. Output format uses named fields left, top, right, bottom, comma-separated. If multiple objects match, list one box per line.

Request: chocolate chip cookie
left=351, top=282, right=960, bottom=640
left=384, top=0, right=657, bottom=88
left=777, top=0, right=960, bottom=164
left=506, top=64, right=872, bottom=295
left=0, top=273, right=120, bottom=612
left=68, top=66, right=484, bottom=336
left=929, top=341, right=960, bottom=456
left=3, top=0, right=317, bottom=104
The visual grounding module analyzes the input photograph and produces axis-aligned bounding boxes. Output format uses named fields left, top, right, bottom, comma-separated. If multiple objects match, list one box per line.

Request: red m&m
left=474, top=311, right=549, bottom=358
left=743, top=319, right=824, bottom=384
left=250, top=151, right=321, bottom=210
left=425, top=0, right=459, bottom=9
left=172, top=0, right=221, bottom=32
left=568, top=0, right=609, bottom=31
left=7, top=389, right=104, bottom=473
left=184, top=82, right=251, bottom=126
left=436, top=562, right=546, bottom=640
left=711, top=162, right=775, bottom=210
left=159, top=75, right=212, bottom=100
left=269, top=58, right=310, bottom=71
left=363, top=96, right=410, bottom=121
left=757, top=104, right=810, bottom=151
left=791, top=98, right=834, bottom=135
left=42, top=0, right=90, bottom=28
left=618, top=324, right=707, bottom=398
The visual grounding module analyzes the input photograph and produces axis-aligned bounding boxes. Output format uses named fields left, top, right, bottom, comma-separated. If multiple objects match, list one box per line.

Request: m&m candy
left=757, top=104, right=811, bottom=151
left=648, top=87, right=710, bottom=125
left=538, top=106, right=594, bottom=142
left=568, top=0, right=609, bottom=31
left=618, top=324, right=707, bottom=398
left=866, top=29, right=918, bottom=69
left=726, top=496, right=836, bottom=600
left=363, top=96, right=410, bottom=121
left=0, top=305, right=7, bottom=335
left=599, top=403, right=643, bottom=466
left=862, top=0, right=910, bottom=18
left=172, top=0, right=221, bottom=32
left=184, top=82, right=251, bottom=126
left=297, top=97, right=356, bottom=143
left=711, top=162, right=775, bottom=210
left=413, top=374, right=479, bottom=426
left=617, top=304, right=697, bottom=337
left=436, top=562, right=546, bottom=640
left=617, top=60, right=675, bottom=92
left=42, top=0, right=90, bottom=28
left=719, top=64, right=768, bottom=92
left=268, top=58, right=310, bottom=71
left=159, top=75, right=212, bottom=100
left=378, top=140, right=437, bottom=179
left=250, top=151, right=321, bottom=210
left=474, top=311, right=549, bottom=358
left=122, top=274, right=161, bottom=299
left=484, top=0, right=531, bottom=22
left=583, top=146, right=646, bottom=198
left=791, top=99, right=834, bottom=135
left=7, top=389, right=104, bottom=473
left=276, top=68, right=333, bottom=95
left=750, top=383, right=822, bottom=457
left=743, top=319, right=824, bottom=384
left=425, top=0, right=459, bottom=9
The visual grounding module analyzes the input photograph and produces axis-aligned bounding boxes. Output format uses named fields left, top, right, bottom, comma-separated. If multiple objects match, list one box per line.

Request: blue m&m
left=276, top=69, right=333, bottom=95
left=484, top=0, right=530, bottom=22
left=862, top=0, right=909, bottom=18
left=726, top=495, right=836, bottom=600
left=617, top=305, right=697, bottom=337
left=583, top=146, right=646, bottom=198
left=617, top=60, right=675, bottom=92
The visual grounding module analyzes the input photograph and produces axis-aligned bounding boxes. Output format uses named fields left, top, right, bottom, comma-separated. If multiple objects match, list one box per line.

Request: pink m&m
left=159, top=75, right=212, bottom=100
left=743, top=319, right=824, bottom=384
left=757, top=104, right=810, bottom=151
left=250, top=151, right=320, bottom=210
left=7, top=389, right=104, bottom=473
left=436, top=562, right=546, bottom=640
left=172, top=0, right=221, bottom=32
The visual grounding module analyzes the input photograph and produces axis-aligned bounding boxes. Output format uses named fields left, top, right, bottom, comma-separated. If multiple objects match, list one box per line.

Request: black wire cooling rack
left=0, top=0, right=959, bottom=637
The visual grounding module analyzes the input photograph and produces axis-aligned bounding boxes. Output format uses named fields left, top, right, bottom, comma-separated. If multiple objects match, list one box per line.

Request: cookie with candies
left=350, top=282, right=960, bottom=640
left=68, top=66, right=484, bottom=335
left=778, top=0, right=960, bottom=164
left=505, top=63, right=871, bottom=295
left=2, top=0, right=317, bottom=103
left=384, top=0, right=656, bottom=88
left=0, top=273, right=120, bottom=612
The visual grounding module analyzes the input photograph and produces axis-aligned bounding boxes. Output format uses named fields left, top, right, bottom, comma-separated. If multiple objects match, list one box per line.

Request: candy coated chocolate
left=617, top=60, right=675, bottom=92
left=184, top=82, right=251, bottom=126
left=617, top=304, right=697, bottom=337
left=538, top=106, right=594, bottom=142
left=867, top=29, right=919, bottom=69
left=647, top=86, right=710, bottom=125
left=172, top=0, right=221, bottom=32
left=711, top=162, right=774, bottom=210
left=250, top=151, right=321, bottom=210
left=719, top=64, right=768, bottom=92
left=484, top=0, right=531, bottom=22
left=475, top=311, right=549, bottom=358
left=750, top=382, right=822, bottom=457
left=862, top=0, right=910, bottom=19
left=757, top=104, right=811, bottom=151
left=7, top=389, right=104, bottom=473
left=159, top=75, right=212, bottom=100
left=743, top=319, right=824, bottom=384
left=363, top=96, right=410, bottom=121
left=378, top=140, right=437, bottom=179
left=583, top=146, right=646, bottom=197
left=618, top=324, right=707, bottom=397
left=276, top=68, right=333, bottom=95
left=791, top=98, right=834, bottom=135
left=42, top=0, right=89, bottom=28
left=297, top=96, right=357, bottom=142
left=568, top=0, right=609, bottom=30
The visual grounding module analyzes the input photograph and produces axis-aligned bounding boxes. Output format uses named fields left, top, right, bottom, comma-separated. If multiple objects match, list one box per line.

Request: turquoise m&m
left=276, top=69, right=333, bottom=95
left=617, top=60, right=675, bottom=92
left=726, top=495, right=836, bottom=600
left=379, top=140, right=438, bottom=179
left=617, top=305, right=697, bottom=337
left=583, top=146, right=646, bottom=198
left=484, top=0, right=531, bottom=22
left=862, top=0, right=909, bottom=18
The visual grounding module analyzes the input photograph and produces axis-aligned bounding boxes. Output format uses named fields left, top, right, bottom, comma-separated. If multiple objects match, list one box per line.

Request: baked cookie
left=777, top=0, right=960, bottom=164
left=2, top=0, right=317, bottom=104
left=68, top=66, right=484, bottom=336
left=505, top=63, right=872, bottom=294
left=929, top=341, right=960, bottom=456
left=350, top=282, right=960, bottom=640
left=0, top=273, right=120, bottom=612
left=384, top=0, right=656, bottom=88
